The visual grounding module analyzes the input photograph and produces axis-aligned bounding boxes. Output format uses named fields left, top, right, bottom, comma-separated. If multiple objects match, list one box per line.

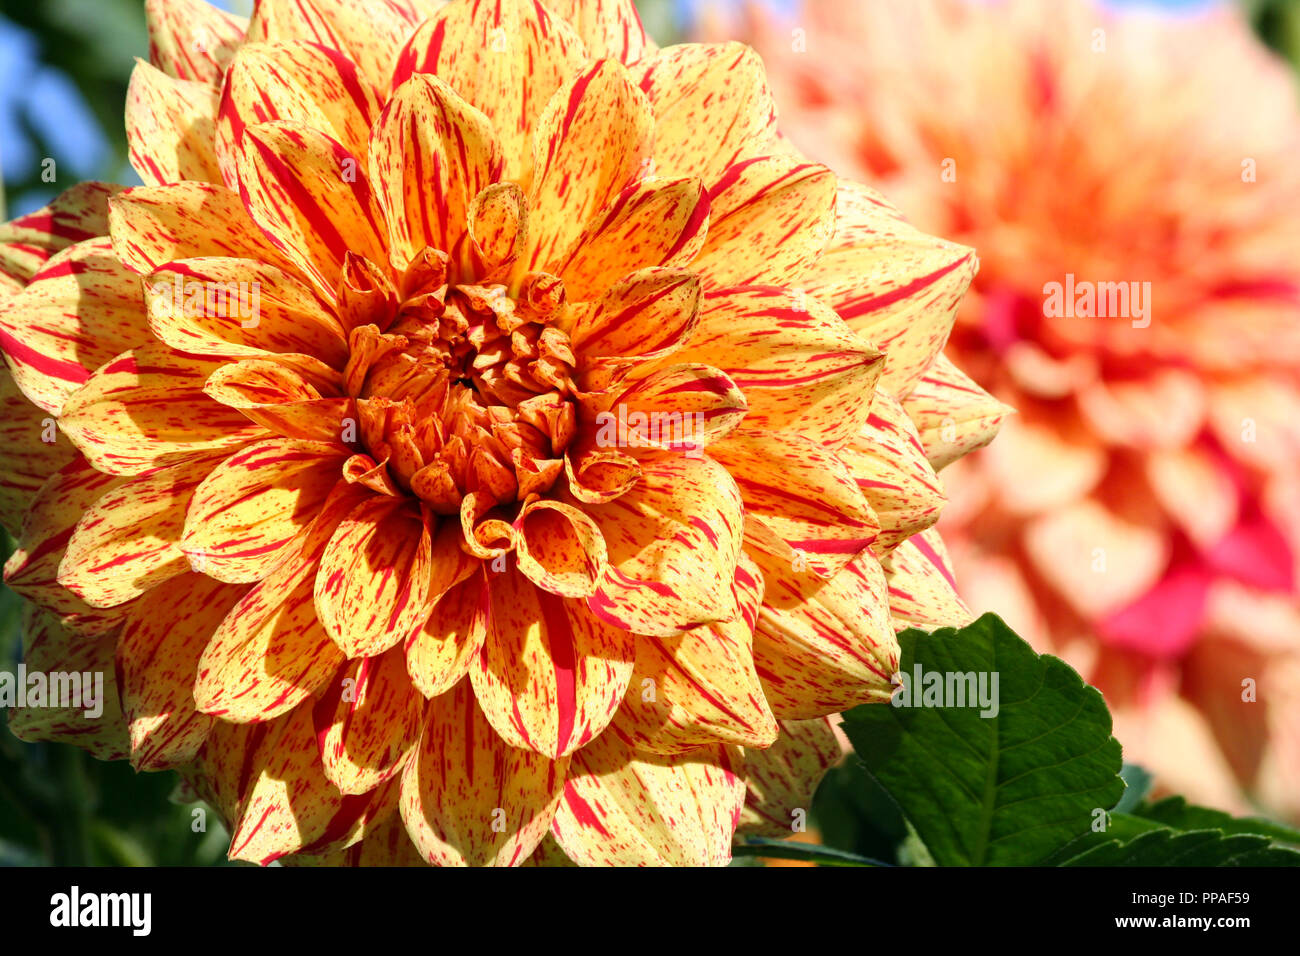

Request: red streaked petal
left=127, top=59, right=223, bottom=187
left=392, top=0, right=586, bottom=183
left=368, top=72, right=504, bottom=271
left=551, top=726, right=745, bottom=866
left=215, top=41, right=380, bottom=191
left=585, top=454, right=744, bottom=636
left=400, top=679, right=567, bottom=867
left=235, top=122, right=388, bottom=297
left=145, top=0, right=247, bottom=84
left=313, top=645, right=426, bottom=795
left=118, top=572, right=247, bottom=770
left=314, top=495, right=432, bottom=658
left=0, top=238, right=149, bottom=415
left=471, top=563, right=635, bottom=759
left=181, top=438, right=348, bottom=584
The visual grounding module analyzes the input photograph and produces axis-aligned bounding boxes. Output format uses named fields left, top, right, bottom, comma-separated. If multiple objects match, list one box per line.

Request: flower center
left=340, top=249, right=577, bottom=515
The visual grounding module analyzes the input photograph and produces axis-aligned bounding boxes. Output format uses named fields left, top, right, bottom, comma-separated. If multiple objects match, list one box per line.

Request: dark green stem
left=47, top=745, right=92, bottom=866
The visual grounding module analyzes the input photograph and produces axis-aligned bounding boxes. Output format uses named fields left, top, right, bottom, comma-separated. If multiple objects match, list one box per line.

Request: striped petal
left=3, top=460, right=125, bottom=632
left=235, top=122, right=388, bottom=296
left=901, top=354, right=1012, bottom=471
left=611, top=363, right=748, bottom=452
left=881, top=527, right=973, bottom=631
left=586, top=454, right=744, bottom=636
left=144, top=0, right=247, bottom=84
left=58, top=454, right=216, bottom=608
left=632, top=42, right=776, bottom=187
left=314, top=496, right=431, bottom=658
left=180, top=438, right=348, bottom=583
left=109, top=181, right=288, bottom=276
left=313, top=645, right=426, bottom=795
left=802, top=182, right=977, bottom=397
left=400, top=679, right=567, bottom=867
left=0, top=181, right=122, bottom=287
left=471, top=563, right=635, bottom=758
left=527, top=60, right=654, bottom=274
left=513, top=498, right=608, bottom=599
left=748, top=531, right=898, bottom=719
left=216, top=41, right=380, bottom=190
left=368, top=73, right=504, bottom=271
left=203, top=358, right=351, bottom=444
left=0, top=369, right=76, bottom=533
left=555, top=176, right=709, bottom=302
left=332, top=812, right=427, bottom=867
left=193, top=486, right=362, bottom=721
left=544, top=0, right=653, bottom=64
left=7, top=607, right=129, bottom=760
left=246, top=0, right=426, bottom=95
left=117, top=572, right=247, bottom=770
left=146, top=257, right=347, bottom=365
left=563, top=441, right=642, bottom=506
left=464, top=181, right=528, bottom=280
left=59, top=344, right=266, bottom=476
left=839, top=391, right=947, bottom=554
left=737, top=717, right=841, bottom=838
left=710, top=428, right=879, bottom=577
left=0, top=238, right=149, bottom=415
left=551, top=727, right=745, bottom=867
left=691, top=156, right=836, bottom=288
left=405, top=570, right=488, bottom=699
left=570, top=267, right=701, bottom=363
left=611, top=559, right=778, bottom=755
left=673, top=286, right=883, bottom=446
left=393, top=0, right=586, bottom=183
left=427, top=514, right=483, bottom=598
left=127, top=58, right=222, bottom=187
left=208, top=705, right=376, bottom=865
left=292, top=777, right=402, bottom=861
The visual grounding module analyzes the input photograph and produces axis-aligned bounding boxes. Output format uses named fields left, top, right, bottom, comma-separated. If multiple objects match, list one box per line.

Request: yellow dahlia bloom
left=0, top=0, right=1002, bottom=865
left=733, top=0, right=1300, bottom=815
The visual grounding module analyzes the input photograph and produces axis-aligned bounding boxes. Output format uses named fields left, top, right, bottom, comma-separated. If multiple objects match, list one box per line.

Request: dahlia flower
left=732, top=0, right=1300, bottom=816
left=0, top=0, right=1003, bottom=865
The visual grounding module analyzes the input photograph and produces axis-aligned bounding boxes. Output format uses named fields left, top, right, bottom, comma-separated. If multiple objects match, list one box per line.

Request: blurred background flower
left=719, top=0, right=1300, bottom=821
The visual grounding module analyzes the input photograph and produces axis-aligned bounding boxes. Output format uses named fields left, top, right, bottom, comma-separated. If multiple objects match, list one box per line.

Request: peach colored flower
left=0, top=0, right=1002, bottom=865
left=732, top=0, right=1300, bottom=816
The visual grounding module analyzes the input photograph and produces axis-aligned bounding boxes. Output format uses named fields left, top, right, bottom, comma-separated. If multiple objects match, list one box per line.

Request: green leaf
left=89, top=822, right=154, bottom=867
left=811, top=756, right=908, bottom=865
left=732, top=837, right=888, bottom=867
left=1133, top=796, right=1300, bottom=847
left=1059, top=829, right=1300, bottom=867
left=841, top=613, right=1124, bottom=866
left=1039, top=813, right=1168, bottom=865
